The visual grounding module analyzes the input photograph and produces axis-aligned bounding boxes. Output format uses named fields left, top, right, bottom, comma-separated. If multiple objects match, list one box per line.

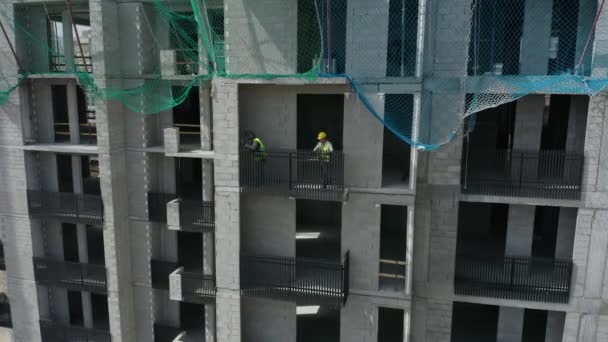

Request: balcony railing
left=240, top=251, right=350, bottom=307
left=147, top=192, right=177, bottom=223
left=181, top=271, right=216, bottom=304
left=178, top=200, right=215, bottom=232
left=27, top=190, right=104, bottom=223
left=40, top=320, right=110, bottom=342
left=151, top=259, right=178, bottom=290
left=461, top=149, right=583, bottom=200
left=240, top=149, right=345, bottom=201
left=454, top=255, right=573, bottom=304
left=33, top=258, right=107, bottom=294
left=50, top=54, right=93, bottom=73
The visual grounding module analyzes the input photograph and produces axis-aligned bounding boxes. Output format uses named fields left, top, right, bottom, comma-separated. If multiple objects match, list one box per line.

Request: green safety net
left=0, top=0, right=607, bottom=150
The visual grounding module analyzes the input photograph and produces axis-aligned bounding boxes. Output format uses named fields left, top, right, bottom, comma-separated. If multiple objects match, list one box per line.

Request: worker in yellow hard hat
left=313, top=131, right=334, bottom=188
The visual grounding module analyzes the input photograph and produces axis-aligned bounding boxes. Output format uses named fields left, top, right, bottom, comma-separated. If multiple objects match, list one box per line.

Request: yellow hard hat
left=317, top=131, right=327, bottom=140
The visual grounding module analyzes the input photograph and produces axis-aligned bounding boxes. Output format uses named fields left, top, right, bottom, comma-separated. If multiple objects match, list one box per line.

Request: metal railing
left=454, top=255, right=573, bottom=304
left=147, top=192, right=177, bottom=223
left=240, top=251, right=350, bottom=307
left=181, top=271, right=216, bottom=304
left=179, top=200, right=215, bottom=232
left=461, top=149, right=584, bottom=200
left=154, top=324, right=182, bottom=342
left=240, top=149, right=345, bottom=201
left=175, top=49, right=199, bottom=75
left=27, top=190, right=104, bottom=223
left=33, top=258, right=107, bottom=294
left=151, top=260, right=178, bottom=290
left=50, top=54, right=93, bottom=73
left=40, top=320, right=110, bottom=342
left=53, top=122, right=97, bottom=145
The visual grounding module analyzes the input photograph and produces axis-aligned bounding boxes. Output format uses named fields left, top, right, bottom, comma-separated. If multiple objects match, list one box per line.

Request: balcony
left=27, top=190, right=104, bottom=223
left=167, top=199, right=215, bottom=232
left=240, top=252, right=350, bottom=307
left=169, top=268, right=216, bottom=304
left=33, top=258, right=107, bottom=294
left=151, top=259, right=178, bottom=290
left=454, top=256, right=573, bottom=304
left=461, top=149, right=583, bottom=200
left=40, top=320, right=110, bottom=342
left=240, top=149, right=345, bottom=201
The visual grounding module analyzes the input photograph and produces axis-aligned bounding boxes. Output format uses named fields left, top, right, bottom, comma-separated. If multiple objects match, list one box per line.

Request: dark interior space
left=170, top=14, right=198, bottom=75
left=456, top=202, right=508, bottom=259
left=467, top=0, right=524, bottom=75
left=77, top=86, right=96, bottom=144
left=178, top=231, right=203, bottom=271
left=62, top=223, right=79, bottom=263
left=451, top=302, right=499, bottom=342
left=378, top=307, right=404, bottom=342
left=297, top=308, right=340, bottom=342
left=172, top=86, right=200, bottom=146
left=548, top=0, right=580, bottom=74
left=386, top=0, right=418, bottom=77
left=67, top=290, right=84, bottom=326
left=465, top=99, right=516, bottom=151
left=296, top=199, right=341, bottom=261
left=82, top=156, right=101, bottom=195
left=541, top=95, right=570, bottom=150
left=52, top=85, right=69, bottom=143
left=91, top=293, right=110, bottom=330
left=379, top=205, right=407, bottom=292
left=297, top=94, right=344, bottom=150
left=522, top=309, right=548, bottom=342
left=297, top=0, right=346, bottom=73
left=176, top=158, right=202, bottom=200
left=86, top=226, right=105, bottom=265
left=531, top=206, right=560, bottom=258
left=180, top=302, right=205, bottom=330
left=57, top=154, right=74, bottom=192
left=382, top=126, right=411, bottom=187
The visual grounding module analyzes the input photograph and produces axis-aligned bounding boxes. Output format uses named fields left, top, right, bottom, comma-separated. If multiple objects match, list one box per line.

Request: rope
left=575, top=0, right=606, bottom=73
left=0, top=18, right=24, bottom=73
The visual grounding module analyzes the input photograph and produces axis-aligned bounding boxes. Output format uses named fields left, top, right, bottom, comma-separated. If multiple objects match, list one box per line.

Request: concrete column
left=545, top=311, right=566, bottom=342
left=497, top=307, right=524, bottom=342
left=565, top=96, right=589, bottom=153
left=555, top=208, right=577, bottom=259
left=519, top=0, right=553, bottom=75
left=62, top=11, right=75, bottom=73
left=513, top=96, right=545, bottom=150
left=67, top=83, right=79, bottom=144
left=506, top=205, right=535, bottom=256
left=77, top=226, right=94, bottom=328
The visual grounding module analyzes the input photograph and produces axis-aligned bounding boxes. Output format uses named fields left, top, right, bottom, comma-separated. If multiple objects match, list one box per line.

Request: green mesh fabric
left=0, top=0, right=606, bottom=150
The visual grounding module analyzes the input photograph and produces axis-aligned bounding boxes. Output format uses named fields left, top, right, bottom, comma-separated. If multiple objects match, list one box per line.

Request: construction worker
left=243, top=130, right=266, bottom=160
left=243, top=130, right=266, bottom=185
left=313, top=131, right=333, bottom=188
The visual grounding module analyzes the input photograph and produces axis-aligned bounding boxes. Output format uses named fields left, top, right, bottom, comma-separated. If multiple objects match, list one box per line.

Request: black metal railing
left=179, top=200, right=215, bottom=232
left=181, top=271, right=216, bottom=304
left=27, top=190, right=104, bottom=223
left=454, top=255, right=573, bottom=304
left=151, top=260, right=178, bottom=290
left=461, top=149, right=584, bottom=200
left=0, top=295, right=11, bottom=328
left=33, top=258, right=107, bottom=294
left=154, top=324, right=182, bottom=342
left=147, top=192, right=177, bottom=223
left=240, top=251, right=349, bottom=307
left=240, top=149, right=345, bottom=201
left=40, top=320, right=110, bottom=342
left=50, top=54, right=93, bottom=73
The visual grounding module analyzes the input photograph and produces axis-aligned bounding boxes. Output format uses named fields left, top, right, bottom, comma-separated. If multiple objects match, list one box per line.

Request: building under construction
left=0, top=0, right=607, bottom=341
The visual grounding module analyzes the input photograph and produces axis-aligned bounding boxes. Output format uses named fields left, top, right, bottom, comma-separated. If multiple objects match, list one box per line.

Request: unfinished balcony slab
left=169, top=267, right=216, bottom=304
left=166, top=199, right=215, bottom=233
left=21, top=143, right=99, bottom=155
left=33, top=257, right=108, bottom=294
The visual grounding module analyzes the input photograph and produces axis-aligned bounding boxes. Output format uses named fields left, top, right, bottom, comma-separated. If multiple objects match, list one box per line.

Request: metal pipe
left=65, top=0, right=89, bottom=72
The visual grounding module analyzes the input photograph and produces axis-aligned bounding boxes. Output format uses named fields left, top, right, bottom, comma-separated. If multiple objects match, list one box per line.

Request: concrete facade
left=0, top=0, right=607, bottom=341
